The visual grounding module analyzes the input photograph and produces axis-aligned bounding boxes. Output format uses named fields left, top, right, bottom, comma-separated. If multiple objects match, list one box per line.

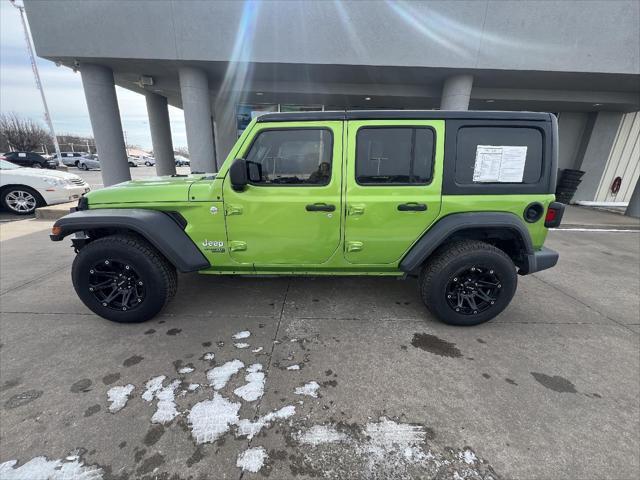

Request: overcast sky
left=0, top=1, right=187, bottom=150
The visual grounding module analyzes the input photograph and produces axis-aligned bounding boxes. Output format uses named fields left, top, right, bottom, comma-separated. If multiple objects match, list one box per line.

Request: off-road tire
left=420, top=240, right=517, bottom=326
left=72, top=234, right=177, bottom=323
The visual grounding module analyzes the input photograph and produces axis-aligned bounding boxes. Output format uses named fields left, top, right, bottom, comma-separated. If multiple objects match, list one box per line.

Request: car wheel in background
left=80, top=163, right=89, bottom=170
left=145, top=161, right=152, bottom=166
left=71, top=234, right=178, bottom=323
left=31, top=162, right=42, bottom=168
left=0, top=186, right=45, bottom=215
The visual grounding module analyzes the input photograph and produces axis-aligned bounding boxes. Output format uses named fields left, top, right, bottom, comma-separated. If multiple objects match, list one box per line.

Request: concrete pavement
left=0, top=223, right=638, bottom=479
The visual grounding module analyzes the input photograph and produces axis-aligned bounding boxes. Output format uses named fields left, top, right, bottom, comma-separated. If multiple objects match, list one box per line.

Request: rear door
left=344, top=120, right=444, bottom=264
left=223, top=121, right=343, bottom=266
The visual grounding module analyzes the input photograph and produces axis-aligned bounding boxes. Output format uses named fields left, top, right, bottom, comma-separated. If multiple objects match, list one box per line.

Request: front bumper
left=42, top=185, right=91, bottom=206
left=521, top=247, right=559, bottom=275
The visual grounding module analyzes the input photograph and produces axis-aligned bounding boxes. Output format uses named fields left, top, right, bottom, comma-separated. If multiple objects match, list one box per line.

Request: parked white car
left=0, top=159, right=90, bottom=215
left=77, top=154, right=101, bottom=170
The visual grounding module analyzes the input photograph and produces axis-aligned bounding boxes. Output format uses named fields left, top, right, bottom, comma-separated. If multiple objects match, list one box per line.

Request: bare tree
left=0, top=113, right=52, bottom=152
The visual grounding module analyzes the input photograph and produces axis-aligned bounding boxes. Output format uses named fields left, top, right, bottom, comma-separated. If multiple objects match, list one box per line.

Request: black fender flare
left=50, top=209, right=210, bottom=273
left=399, top=212, right=535, bottom=273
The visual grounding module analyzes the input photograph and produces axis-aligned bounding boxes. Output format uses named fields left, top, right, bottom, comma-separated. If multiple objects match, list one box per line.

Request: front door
left=223, top=121, right=343, bottom=266
left=344, top=120, right=444, bottom=264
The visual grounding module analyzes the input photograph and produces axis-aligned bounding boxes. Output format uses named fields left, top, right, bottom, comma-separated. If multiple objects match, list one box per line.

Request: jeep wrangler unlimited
left=51, top=110, right=564, bottom=326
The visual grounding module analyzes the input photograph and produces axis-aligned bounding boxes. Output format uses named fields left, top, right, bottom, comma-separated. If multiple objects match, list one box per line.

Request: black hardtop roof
left=256, top=110, right=553, bottom=123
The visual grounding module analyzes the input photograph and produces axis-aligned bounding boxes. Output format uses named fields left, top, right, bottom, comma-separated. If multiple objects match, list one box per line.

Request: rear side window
left=455, top=127, right=543, bottom=184
left=356, top=128, right=434, bottom=185
left=245, top=129, right=332, bottom=185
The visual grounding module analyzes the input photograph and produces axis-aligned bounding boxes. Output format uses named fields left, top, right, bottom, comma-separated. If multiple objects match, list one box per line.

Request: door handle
left=397, top=203, right=427, bottom=212
left=306, top=203, right=336, bottom=212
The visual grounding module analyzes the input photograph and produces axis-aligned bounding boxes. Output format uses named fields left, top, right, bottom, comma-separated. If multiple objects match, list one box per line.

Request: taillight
left=544, top=202, right=565, bottom=228
left=545, top=208, right=557, bottom=224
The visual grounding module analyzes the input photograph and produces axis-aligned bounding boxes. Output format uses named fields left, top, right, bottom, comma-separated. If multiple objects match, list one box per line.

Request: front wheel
left=1, top=186, right=44, bottom=215
left=31, top=162, right=42, bottom=169
left=72, top=234, right=177, bottom=323
left=80, top=163, right=89, bottom=171
left=419, top=240, right=517, bottom=326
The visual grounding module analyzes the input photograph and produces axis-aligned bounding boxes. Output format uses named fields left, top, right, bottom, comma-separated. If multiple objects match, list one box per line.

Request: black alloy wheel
left=87, top=259, right=146, bottom=312
left=445, top=266, right=502, bottom=315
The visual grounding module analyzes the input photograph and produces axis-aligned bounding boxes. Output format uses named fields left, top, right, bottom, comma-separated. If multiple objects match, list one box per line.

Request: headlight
left=42, top=177, right=67, bottom=187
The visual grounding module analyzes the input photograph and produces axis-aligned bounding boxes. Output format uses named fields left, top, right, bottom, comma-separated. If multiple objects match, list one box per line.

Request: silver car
left=77, top=154, right=100, bottom=170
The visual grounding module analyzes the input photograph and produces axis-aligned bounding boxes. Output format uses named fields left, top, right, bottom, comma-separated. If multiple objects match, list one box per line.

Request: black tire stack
left=555, top=169, right=585, bottom=204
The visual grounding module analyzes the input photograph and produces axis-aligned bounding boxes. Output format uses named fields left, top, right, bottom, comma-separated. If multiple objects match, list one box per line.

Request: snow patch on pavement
left=188, top=393, right=241, bottom=444
left=141, top=375, right=166, bottom=402
left=236, top=405, right=296, bottom=440
left=106, top=384, right=134, bottom=413
left=151, top=379, right=181, bottom=424
left=232, top=330, right=251, bottom=339
left=0, top=456, right=103, bottom=480
left=294, top=381, right=320, bottom=397
left=236, top=447, right=268, bottom=473
left=207, top=359, right=244, bottom=389
left=203, top=352, right=215, bottom=361
left=252, top=347, right=263, bottom=353
left=233, top=364, right=265, bottom=402
left=286, top=364, right=301, bottom=370
left=234, top=342, right=250, bottom=349
left=188, top=383, right=201, bottom=391
left=178, top=366, right=194, bottom=374
left=298, top=424, right=347, bottom=446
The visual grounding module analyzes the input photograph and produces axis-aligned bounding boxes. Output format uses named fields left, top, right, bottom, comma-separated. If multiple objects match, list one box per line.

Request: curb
left=35, top=202, right=75, bottom=220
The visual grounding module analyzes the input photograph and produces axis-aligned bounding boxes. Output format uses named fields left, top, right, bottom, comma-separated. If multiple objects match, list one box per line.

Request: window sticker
left=472, top=145, right=527, bottom=183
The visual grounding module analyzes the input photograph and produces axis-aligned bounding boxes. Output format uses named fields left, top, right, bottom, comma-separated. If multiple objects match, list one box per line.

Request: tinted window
left=356, top=128, right=434, bottom=185
left=245, top=129, right=332, bottom=185
left=455, top=127, right=543, bottom=184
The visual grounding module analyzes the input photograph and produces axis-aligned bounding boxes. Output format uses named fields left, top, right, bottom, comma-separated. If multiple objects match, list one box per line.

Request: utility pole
left=10, top=0, right=62, bottom=164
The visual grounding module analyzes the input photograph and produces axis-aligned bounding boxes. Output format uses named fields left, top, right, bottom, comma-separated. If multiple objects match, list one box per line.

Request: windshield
left=0, top=159, right=21, bottom=170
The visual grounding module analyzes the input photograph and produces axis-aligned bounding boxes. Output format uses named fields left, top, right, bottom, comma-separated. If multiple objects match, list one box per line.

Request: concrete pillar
left=145, top=92, right=176, bottom=176
left=625, top=178, right=640, bottom=218
left=572, top=112, right=623, bottom=202
left=178, top=67, right=216, bottom=172
left=440, top=74, right=474, bottom=111
left=213, top=97, right=238, bottom=167
left=80, top=63, right=130, bottom=186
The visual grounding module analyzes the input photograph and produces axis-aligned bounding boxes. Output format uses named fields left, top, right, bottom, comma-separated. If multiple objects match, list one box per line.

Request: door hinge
left=229, top=241, right=247, bottom=252
left=347, top=204, right=365, bottom=216
left=225, top=204, right=243, bottom=216
left=346, top=241, right=363, bottom=252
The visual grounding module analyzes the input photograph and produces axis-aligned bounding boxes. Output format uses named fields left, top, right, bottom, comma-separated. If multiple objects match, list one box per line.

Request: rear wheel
left=72, top=234, right=177, bottom=323
left=31, top=162, right=42, bottom=169
left=80, top=163, right=89, bottom=170
left=419, top=240, right=517, bottom=326
left=1, top=186, right=44, bottom=215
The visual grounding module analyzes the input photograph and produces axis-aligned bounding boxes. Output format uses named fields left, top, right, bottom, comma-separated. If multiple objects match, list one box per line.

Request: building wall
left=25, top=0, right=640, bottom=74
left=557, top=113, right=590, bottom=171
left=594, top=111, right=640, bottom=203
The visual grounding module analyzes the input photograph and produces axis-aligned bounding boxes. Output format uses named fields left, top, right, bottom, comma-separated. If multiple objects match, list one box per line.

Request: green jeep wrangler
left=51, top=110, right=564, bottom=326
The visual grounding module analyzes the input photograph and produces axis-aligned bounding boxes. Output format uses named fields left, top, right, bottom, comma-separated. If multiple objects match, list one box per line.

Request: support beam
left=80, top=63, right=130, bottom=186
left=440, top=74, right=473, bottom=111
left=179, top=67, right=216, bottom=172
left=625, top=179, right=640, bottom=217
left=145, top=92, right=176, bottom=176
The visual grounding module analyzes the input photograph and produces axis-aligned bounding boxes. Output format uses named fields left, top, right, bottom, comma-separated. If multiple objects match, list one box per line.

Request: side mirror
left=229, top=159, right=248, bottom=191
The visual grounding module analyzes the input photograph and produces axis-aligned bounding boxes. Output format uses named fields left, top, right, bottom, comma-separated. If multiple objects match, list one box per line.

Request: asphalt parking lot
left=0, top=212, right=639, bottom=479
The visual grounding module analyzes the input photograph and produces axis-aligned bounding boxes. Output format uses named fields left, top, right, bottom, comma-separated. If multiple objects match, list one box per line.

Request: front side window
left=244, top=129, right=332, bottom=186
left=356, top=128, right=434, bottom=185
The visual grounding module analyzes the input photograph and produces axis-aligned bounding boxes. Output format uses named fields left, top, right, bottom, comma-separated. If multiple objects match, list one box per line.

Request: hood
left=86, top=173, right=216, bottom=205
left=3, top=167, right=83, bottom=180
